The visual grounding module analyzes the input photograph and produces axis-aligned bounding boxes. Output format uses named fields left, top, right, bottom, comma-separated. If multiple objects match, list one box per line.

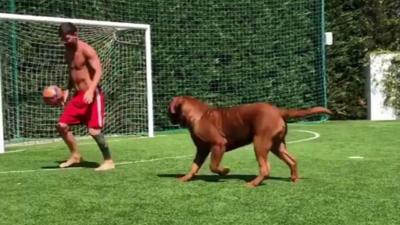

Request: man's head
left=58, top=22, right=78, bottom=47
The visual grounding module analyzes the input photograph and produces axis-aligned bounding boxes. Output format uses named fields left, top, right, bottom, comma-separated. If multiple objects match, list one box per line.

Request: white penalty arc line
left=287, top=129, right=320, bottom=144
left=0, top=130, right=320, bottom=174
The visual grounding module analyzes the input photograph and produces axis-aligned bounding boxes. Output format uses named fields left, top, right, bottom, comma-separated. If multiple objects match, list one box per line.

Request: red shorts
left=59, top=88, right=105, bottom=129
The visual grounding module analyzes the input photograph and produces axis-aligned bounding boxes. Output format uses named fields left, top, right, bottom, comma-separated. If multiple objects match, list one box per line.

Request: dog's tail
left=280, top=107, right=332, bottom=119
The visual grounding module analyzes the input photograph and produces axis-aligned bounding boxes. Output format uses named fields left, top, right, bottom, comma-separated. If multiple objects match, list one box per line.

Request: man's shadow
left=41, top=160, right=100, bottom=169
left=157, top=173, right=293, bottom=183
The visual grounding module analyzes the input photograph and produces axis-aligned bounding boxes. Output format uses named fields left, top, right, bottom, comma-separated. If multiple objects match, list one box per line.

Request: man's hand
left=83, top=89, right=94, bottom=104
left=60, top=90, right=69, bottom=106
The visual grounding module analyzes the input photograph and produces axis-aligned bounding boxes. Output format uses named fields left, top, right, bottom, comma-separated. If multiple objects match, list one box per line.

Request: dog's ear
left=168, top=97, right=185, bottom=125
left=169, top=97, right=183, bottom=114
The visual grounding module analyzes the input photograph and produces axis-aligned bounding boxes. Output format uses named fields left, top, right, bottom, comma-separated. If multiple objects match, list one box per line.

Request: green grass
left=0, top=121, right=400, bottom=225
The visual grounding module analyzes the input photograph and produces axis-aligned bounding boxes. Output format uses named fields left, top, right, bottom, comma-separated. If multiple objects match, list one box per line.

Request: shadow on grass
left=157, top=173, right=294, bottom=183
left=41, top=160, right=100, bottom=169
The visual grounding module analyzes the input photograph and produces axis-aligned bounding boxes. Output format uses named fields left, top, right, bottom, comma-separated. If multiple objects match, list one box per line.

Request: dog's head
left=168, top=96, right=208, bottom=127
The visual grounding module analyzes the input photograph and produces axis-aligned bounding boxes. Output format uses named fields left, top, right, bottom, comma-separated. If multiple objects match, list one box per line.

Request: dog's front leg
left=209, top=142, right=230, bottom=176
left=179, top=148, right=210, bottom=182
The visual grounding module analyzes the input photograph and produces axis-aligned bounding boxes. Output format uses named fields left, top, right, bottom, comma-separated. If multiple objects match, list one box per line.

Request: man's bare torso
left=65, top=40, right=95, bottom=91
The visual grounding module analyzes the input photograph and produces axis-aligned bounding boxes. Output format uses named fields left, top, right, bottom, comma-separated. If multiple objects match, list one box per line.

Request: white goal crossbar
left=0, top=13, right=154, bottom=153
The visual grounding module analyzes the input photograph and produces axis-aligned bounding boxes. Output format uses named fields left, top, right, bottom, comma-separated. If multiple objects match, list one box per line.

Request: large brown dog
left=168, top=96, right=332, bottom=187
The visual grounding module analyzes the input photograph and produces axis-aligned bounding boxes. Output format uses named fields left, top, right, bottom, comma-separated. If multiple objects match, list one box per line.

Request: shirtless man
left=57, top=22, right=114, bottom=171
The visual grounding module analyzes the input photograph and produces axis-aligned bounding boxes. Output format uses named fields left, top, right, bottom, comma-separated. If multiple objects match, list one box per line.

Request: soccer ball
left=42, top=85, right=63, bottom=106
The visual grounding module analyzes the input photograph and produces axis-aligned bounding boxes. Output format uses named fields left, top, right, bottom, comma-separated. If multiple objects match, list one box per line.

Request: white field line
left=0, top=155, right=193, bottom=174
left=0, top=129, right=320, bottom=174
left=348, top=156, right=364, bottom=159
left=3, top=149, right=27, bottom=154
left=4, top=135, right=167, bottom=154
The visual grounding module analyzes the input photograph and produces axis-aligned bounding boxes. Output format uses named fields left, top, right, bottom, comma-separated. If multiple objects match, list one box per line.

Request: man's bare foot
left=59, top=156, right=82, bottom=168
left=94, top=160, right=115, bottom=171
left=179, top=174, right=194, bottom=182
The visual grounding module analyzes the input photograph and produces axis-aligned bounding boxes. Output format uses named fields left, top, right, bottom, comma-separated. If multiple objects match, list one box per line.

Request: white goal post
left=0, top=13, right=154, bottom=153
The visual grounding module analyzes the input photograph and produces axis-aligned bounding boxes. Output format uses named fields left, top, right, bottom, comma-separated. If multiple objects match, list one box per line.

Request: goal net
left=0, top=14, right=153, bottom=148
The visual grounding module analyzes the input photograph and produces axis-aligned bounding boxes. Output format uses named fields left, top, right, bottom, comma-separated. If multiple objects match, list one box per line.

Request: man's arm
left=84, top=43, right=102, bottom=93
left=61, top=53, right=74, bottom=105
left=62, top=75, right=73, bottom=104
left=66, top=73, right=74, bottom=90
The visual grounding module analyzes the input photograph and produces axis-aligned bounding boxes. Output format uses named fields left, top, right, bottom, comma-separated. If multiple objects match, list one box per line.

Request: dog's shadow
left=157, top=173, right=293, bottom=183
left=41, top=160, right=100, bottom=169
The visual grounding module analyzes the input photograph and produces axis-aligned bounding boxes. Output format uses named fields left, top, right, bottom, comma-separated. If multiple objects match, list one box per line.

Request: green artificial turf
left=0, top=121, right=399, bottom=225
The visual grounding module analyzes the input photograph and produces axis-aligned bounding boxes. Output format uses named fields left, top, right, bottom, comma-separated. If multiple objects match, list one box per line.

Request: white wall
left=367, top=52, right=399, bottom=120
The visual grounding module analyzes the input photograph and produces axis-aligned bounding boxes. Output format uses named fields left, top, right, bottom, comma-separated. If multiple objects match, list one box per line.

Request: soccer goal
left=0, top=13, right=154, bottom=153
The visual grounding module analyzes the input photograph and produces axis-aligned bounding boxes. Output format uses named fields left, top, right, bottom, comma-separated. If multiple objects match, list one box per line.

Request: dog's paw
left=219, top=168, right=230, bottom=176
left=290, top=176, right=299, bottom=183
